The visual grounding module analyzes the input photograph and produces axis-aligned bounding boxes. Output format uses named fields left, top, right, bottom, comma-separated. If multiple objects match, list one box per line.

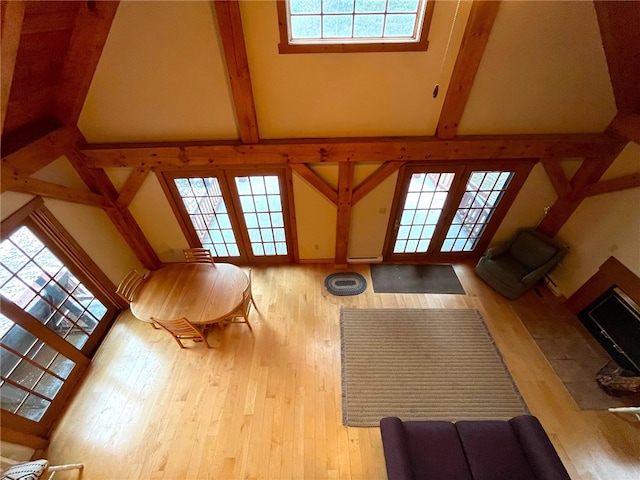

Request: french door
left=1, top=207, right=119, bottom=437
left=162, top=168, right=294, bottom=264
left=384, top=161, right=534, bottom=262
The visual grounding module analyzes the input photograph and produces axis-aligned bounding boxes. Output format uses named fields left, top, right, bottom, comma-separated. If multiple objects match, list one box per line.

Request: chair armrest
left=484, top=243, right=509, bottom=260
left=380, top=417, right=415, bottom=480
left=509, top=416, right=571, bottom=480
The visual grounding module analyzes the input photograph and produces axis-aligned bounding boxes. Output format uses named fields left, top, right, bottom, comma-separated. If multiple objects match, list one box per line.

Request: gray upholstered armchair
left=475, top=228, right=568, bottom=300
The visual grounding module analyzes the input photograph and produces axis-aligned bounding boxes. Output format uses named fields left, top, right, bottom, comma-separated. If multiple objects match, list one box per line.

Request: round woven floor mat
left=324, top=272, right=367, bottom=296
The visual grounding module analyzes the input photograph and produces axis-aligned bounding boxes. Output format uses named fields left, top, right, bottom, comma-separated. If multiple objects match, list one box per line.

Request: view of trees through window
left=288, top=0, right=427, bottom=42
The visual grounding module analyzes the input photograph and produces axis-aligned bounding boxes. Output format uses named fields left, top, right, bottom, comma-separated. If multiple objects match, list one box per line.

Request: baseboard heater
left=347, top=256, right=383, bottom=264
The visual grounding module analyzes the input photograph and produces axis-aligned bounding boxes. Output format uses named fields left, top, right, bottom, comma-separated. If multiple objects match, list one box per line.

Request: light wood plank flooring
left=45, top=263, right=639, bottom=479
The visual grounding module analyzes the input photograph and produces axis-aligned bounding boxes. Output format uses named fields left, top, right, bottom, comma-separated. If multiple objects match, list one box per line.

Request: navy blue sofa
left=380, top=415, right=571, bottom=480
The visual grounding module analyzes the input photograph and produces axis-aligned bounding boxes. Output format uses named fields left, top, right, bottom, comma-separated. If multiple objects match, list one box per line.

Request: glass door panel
left=441, top=171, right=514, bottom=252
left=385, top=163, right=532, bottom=261
left=235, top=175, right=288, bottom=257
left=165, top=170, right=293, bottom=264
left=174, top=177, right=241, bottom=258
left=0, top=227, right=109, bottom=351
left=1, top=314, right=77, bottom=422
left=393, top=172, right=455, bottom=254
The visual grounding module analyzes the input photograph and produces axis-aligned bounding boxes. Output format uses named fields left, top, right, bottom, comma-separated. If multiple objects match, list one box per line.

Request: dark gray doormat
left=370, top=264, right=465, bottom=294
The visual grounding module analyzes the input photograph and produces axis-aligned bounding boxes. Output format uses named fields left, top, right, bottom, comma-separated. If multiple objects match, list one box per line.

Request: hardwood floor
left=45, top=263, right=639, bottom=479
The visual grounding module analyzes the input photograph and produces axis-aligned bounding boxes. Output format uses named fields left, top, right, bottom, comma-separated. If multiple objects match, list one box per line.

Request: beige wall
left=79, top=1, right=238, bottom=143
left=459, top=0, right=616, bottom=134
left=1, top=158, right=142, bottom=286
left=550, top=142, right=640, bottom=297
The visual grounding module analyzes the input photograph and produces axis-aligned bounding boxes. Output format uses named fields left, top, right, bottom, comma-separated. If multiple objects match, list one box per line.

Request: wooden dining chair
left=1, top=456, right=83, bottom=480
left=116, top=269, right=146, bottom=303
left=150, top=317, right=211, bottom=348
left=223, top=269, right=256, bottom=331
left=183, top=248, right=215, bottom=263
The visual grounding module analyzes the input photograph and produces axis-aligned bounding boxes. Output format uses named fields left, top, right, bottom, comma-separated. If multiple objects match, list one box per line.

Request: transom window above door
left=277, top=0, right=435, bottom=53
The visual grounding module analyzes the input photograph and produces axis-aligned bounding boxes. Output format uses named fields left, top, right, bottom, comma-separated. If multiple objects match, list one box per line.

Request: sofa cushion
left=403, top=421, right=474, bottom=480
left=456, top=420, right=537, bottom=480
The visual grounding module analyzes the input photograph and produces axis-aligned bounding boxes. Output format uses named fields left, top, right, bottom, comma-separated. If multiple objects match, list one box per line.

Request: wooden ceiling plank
left=116, top=167, right=151, bottom=208
left=213, top=0, right=260, bottom=144
left=54, top=1, right=119, bottom=125
left=594, top=1, right=640, bottom=113
left=352, top=161, right=404, bottom=204
left=608, top=113, right=640, bottom=145
left=1, top=125, right=84, bottom=180
left=1, top=0, right=26, bottom=136
left=80, top=133, right=625, bottom=168
left=290, top=163, right=338, bottom=205
left=435, top=0, right=501, bottom=140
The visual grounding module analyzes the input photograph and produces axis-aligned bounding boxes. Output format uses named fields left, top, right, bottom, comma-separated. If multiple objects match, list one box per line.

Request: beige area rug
left=340, top=308, right=528, bottom=427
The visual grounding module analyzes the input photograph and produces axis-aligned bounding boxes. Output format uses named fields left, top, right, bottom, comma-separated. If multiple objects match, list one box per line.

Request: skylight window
left=277, top=0, right=435, bottom=53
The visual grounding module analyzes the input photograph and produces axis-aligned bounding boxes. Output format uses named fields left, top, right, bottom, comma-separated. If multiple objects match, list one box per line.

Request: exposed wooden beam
left=594, top=1, right=640, bottom=113
left=66, top=150, right=161, bottom=270
left=80, top=133, right=625, bottom=168
left=0, top=173, right=109, bottom=207
left=537, top=144, right=627, bottom=237
left=335, top=162, right=354, bottom=265
left=1, top=125, right=84, bottom=183
left=213, top=0, right=259, bottom=144
left=352, top=161, right=404, bottom=204
left=54, top=1, right=120, bottom=125
left=116, top=167, right=151, bottom=208
left=582, top=173, right=640, bottom=197
left=540, top=158, right=571, bottom=197
left=435, top=1, right=501, bottom=139
left=1, top=0, right=25, bottom=137
left=608, top=113, right=640, bottom=145
left=290, top=163, right=338, bottom=205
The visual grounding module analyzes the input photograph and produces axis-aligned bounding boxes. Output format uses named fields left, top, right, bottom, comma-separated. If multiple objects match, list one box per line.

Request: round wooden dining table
left=130, top=262, right=248, bottom=327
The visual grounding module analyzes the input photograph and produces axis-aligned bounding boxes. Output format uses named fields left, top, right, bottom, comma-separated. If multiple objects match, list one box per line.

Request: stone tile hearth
left=511, top=287, right=640, bottom=410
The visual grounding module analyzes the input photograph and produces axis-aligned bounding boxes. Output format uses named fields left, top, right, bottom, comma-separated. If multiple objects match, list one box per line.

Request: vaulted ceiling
left=1, top=1, right=639, bottom=268
left=2, top=1, right=638, bottom=151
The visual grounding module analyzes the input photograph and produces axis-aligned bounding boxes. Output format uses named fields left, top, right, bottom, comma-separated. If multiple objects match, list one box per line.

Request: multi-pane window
left=174, top=177, right=241, bottom=257
left=1, top=315, right=76, bottom=422
left=394, top=172, right=454, bottom=254
left=0, top=227, right=108, bottom=350
left=288, top=0, right=427, bottom=41
left=441, top=171, right=514, bottom=252
left=278, top=0, right=435, bottom=53
left=235, top=176, right=288, bottom=257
